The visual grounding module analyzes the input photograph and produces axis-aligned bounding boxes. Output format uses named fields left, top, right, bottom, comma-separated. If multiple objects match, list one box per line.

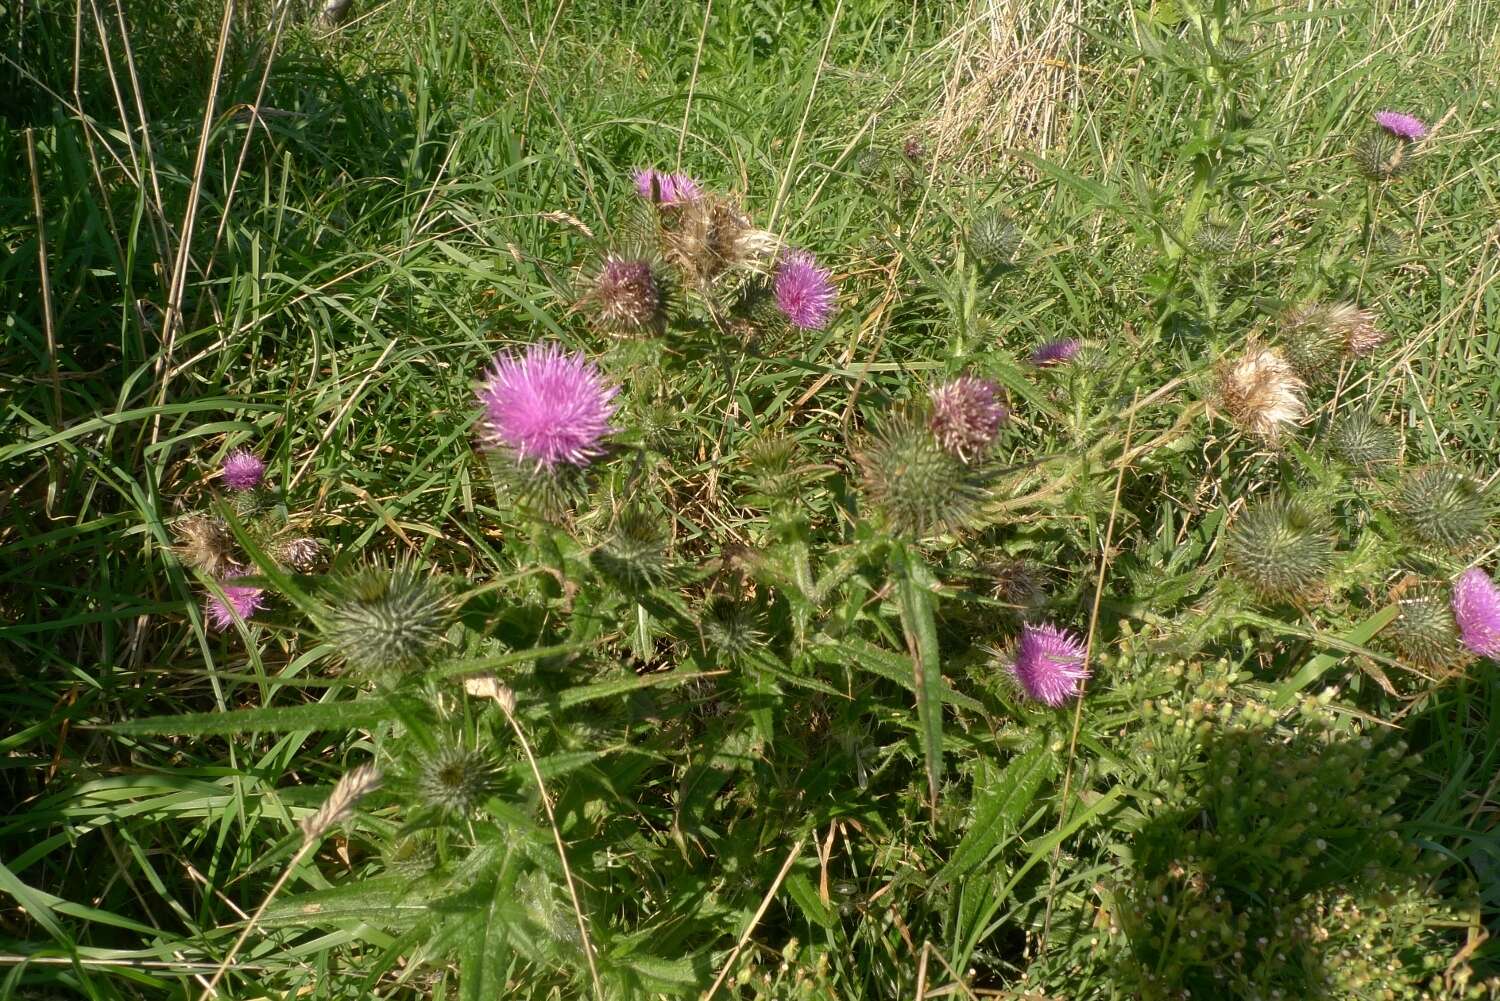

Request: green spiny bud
left=856, top=408, right=992, bottom=539
left=855, top=145, right=885, bottom=178
left=590, top=506, right=670, bottom=594
left=385, top=833, right=438, bottom=878
left=230, top=487, right=266, bottom=520
left=416, top=743, right=500, bottom=816
left=966, top=210, right=1021, bottom=267
left=1328, top=410, right=1400, bottom=471
left=1222, top=497, right=1336, bottom=600
left=1355, top=127, right=1410, bottom=182
left=1385, top=588, right=1471, bottom=672
left=320, top=560, right=452, bottom=674
left=698, top=595, right=766, bottom=663
left=742, top=434, right=802, bottom=503
left=1394, top=465, right=1489, bottom=549
left=1194, top=217, right=1240, bottom=256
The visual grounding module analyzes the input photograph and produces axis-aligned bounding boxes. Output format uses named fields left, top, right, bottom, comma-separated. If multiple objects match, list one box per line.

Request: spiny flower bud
left=590, top=506, right=670, bottom=594
left=741, top=434, right=802, bottom=503
left=928, top=375, right=1008, bottom=462
left=579, top=252, right=673, bottom=337
left=698, top=596, right=766, bottom=663
left=320, top=560, right=452, bottom=674
left=857, top=409, right=991, bottom=539
left=854, top=145, right=885, bottom=177
left=1281, top=302, right=1384, bottom=374
left=1327, top=410, right=1400, bottom=471
left=1355, top=127, right=1410, bottom=181
left=1194, top=217, right=1240, bottom=256
left=416, top=743, right=500, bottom=816
left=966, top=210, right=1021, bottom=267
left=173, top=516, right=238, bottom=578
left=1212, top=346, right=1306, bottom=442
left=1394, top=466, right=1489, bottom=549
left=1385, top=587, right=1470, bottom=672
left=1222, top=497, right=1335, bottom=600
left=384, top=833, right=438, bottom=878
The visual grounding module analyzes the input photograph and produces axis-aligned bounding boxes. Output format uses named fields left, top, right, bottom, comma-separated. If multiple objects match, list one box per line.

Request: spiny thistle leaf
left=1222, top=497, right=1336, bottom=600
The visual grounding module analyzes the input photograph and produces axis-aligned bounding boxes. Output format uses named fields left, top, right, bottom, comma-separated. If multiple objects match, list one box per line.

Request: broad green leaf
left=107, top=698, right=396, bottom=736
left=937, top=744, right=1055, bottom=884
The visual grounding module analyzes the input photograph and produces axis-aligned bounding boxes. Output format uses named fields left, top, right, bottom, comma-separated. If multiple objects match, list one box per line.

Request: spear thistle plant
left=476, top=342, right=619, bottom=470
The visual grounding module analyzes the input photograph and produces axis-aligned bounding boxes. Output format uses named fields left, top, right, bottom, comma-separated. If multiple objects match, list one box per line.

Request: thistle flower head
left=1222, top=497, right=1335, bottom=601
left=928, top=375, right=1008, bottom=461
left=857, top=409, right=991, bottom=539
left=274, top=536, right=325, bottom=573
left=1213, top=347, right=1307, bottom=442
left=477, top=342, right=619, bottom=469
left=174, top=516, right=237, bottom=577
left=632, top=168, right=702, bottom=205
left=1374, top=110, right=1427, bottom=140
left=320, top=560, right=452, bottom=674
left=1394, top=466, right=1489, bottom=549
left=1008, top=623, right=1089, bottom=706
left=1328, top=410, right=1400, bottom=472
left=1452, top=567, right=1500, bottom=659
left=1029, top=339, right=1081, bottom=368
left=698, top=596, right=765, bottom=663
left=902, top=136, right=926, bottom=161
left=773, top=250, right=836, bottom=331
left=967, top=211, right=1021, bottom=266
left=221, top=450, right=266, bottom=491
left=590, top=506, right=671, bottom=594
left=203, top=570, right=267, bottom=631
left=580, top=252, right=672, bottom=336
left=1386, top=586, right=1470, bottom=672
left=1355, top=128, right=1410, bottom=181
left=416, top=743, right=500, bottom=816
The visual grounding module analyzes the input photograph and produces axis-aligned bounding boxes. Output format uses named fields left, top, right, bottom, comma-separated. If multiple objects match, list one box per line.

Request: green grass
left=3, top=0, right=1500, bottom=997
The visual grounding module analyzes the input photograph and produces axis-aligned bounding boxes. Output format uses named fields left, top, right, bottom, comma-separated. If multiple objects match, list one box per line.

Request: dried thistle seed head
left=173, top=516, right=238, bottom=577
left=698, top=596, right=766, bottom=663
left=384, top=833, right=438, bottom=878
left=1213, top=346, right=1306, bottom=442
left=856, top=408, right=992, bottom=539
left=579, top=252, right=674, bottom=336
left=1385, top=588, right=1470, bottom=672
left=987, top=557, right=1048, bottom=612
left=277, top=536, right=326, bottom=572
left=966, top=210, right=1021, bottom=266
left=417, top=744, right=500, bottom=816
left=1394, top=466, right=1490, bottom=549
left=1355, top=127, right=1410, bottom=181
left=1328, top=411, right=1400, bottom=471
left=590, top=506, right=670, bottom=594
left=320, top=560, right=452, bottom=673
left=1222, top=498, right=1336, bottom=600
left=660, top=196, right=769, bottom=285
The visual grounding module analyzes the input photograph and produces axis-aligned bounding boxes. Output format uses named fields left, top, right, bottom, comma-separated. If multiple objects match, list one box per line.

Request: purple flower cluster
left=203, top=570, right=266, bottom=631
left=222, top=450, right=265, bottom=491
left=633, top=168, right=702, bottom=205
left=1453, top=567, right=1500, bottom=659
left=1374, top=110, right=1427, bottom=140
left=929, top=375, right=1008, bottom=461
left=773, top=251, right=836, bottom=331
left=477, top=342, right=619, bottom=469
left=1030, top=338, right=1081, bottom=367
left=1009, top=623, right=1090, bottom=706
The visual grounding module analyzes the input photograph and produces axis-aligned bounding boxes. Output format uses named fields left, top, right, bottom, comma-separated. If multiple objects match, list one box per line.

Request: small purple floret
left=1452, top=567, right=1500, bottom=659
left=221, top=450, right=265, bottom=491
left=204, top=571, right=266, bottom=631
left=773, top=251, right=836, bottom=331
left=1029, top=339, right=1081, bottom=367
left=632, top=168, right=702, bottom=205
left=929, top=375, right=1008, bottom=461
left=1009, top=622, right=1090, bottom=706
left=477, top=342, right=619, bottom=469
left=1374, top=110, right=1427, bottom=140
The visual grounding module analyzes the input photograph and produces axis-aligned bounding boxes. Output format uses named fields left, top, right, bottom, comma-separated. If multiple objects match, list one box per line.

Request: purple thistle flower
left=221, top=450, right=266, bottom=491
left=773, top=251, right=836, bottom=331
left=1374, top=110, right=1427, bottom=140
left=929, top=375, right=1008, bottom=461
left=203, top=571, right=266, bottom=631
left=1452, top=567, right=1500, bottom=659
left=1029, top=339, right=1081, bottom=368
left=476, top=342, right=619, bottom=469
left=1009, top=623, right=1090, bottom=706
left=632, top=168, right=702, bottom=205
